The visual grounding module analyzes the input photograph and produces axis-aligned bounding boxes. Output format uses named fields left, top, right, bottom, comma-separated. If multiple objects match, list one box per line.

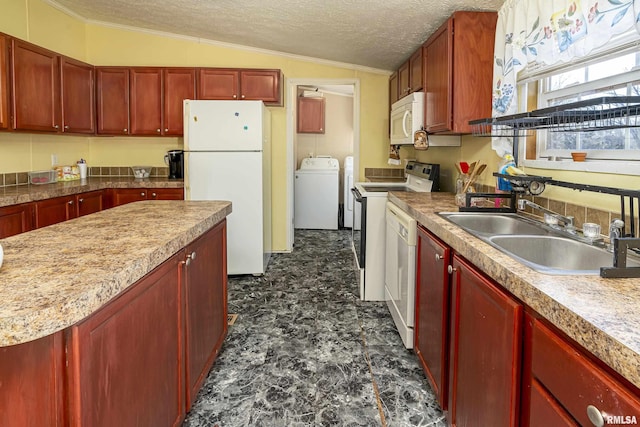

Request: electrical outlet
left=51, top=154, right=58, bottom=166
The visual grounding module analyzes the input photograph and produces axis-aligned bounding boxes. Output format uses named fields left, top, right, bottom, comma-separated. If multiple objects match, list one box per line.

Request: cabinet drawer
left=531, top=319, right=640, bottom=426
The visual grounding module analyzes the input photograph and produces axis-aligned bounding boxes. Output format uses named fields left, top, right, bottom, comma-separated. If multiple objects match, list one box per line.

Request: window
left=534, top=50, right=640, bottom=162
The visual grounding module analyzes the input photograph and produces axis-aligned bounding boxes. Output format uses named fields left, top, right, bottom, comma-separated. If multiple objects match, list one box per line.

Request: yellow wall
left=0, top=0, right=391, bottom=252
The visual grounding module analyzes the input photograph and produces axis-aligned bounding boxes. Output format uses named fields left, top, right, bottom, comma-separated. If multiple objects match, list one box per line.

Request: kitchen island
left=389, top=191, right=640, bottom=424
left=0, top=200, right=231, bottom=426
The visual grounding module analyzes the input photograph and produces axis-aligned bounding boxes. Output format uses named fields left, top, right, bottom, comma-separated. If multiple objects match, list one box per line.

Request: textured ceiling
left=49, top=0, right=505, bottom=71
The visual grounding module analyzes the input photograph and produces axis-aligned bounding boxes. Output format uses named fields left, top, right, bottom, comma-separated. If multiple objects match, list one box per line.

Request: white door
left=186, top=151, right=265, bottom=275
left=184, top=100, right=264, bottom=151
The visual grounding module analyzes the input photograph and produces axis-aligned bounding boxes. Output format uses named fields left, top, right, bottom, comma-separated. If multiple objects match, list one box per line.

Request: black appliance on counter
left=165, top=150, right=184, bottom=179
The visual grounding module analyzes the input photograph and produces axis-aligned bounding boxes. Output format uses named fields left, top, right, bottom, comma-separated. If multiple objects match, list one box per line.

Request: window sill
left=522, top=159, right=640, bottom=176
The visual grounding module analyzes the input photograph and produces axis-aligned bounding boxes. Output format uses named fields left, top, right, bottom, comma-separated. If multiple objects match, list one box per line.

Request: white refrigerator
left=184, top=100, right=272, bottom=275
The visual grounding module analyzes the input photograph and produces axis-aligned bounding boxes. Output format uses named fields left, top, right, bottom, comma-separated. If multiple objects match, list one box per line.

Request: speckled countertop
left=0, top=200, right=231, bottom=347
left=0, top=177, right=183, bottom=207
left=389, top=191, right=640, bottom=390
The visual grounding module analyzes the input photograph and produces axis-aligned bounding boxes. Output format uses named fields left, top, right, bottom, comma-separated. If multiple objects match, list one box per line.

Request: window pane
left=587, top=53, right=637, bottom=81
left=549, top=69, right=585, bottom=91
left=548, top=131, right=577, bottom=150
left=630, top=128, right=640, bottom=149
left=581, top=129, right=625, bottom=149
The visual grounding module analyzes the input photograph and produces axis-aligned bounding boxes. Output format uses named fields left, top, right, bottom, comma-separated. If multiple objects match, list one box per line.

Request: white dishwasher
left=385, top=201, right=418, bottom=349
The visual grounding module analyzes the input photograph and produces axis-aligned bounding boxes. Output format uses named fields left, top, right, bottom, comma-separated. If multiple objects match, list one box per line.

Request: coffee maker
left=164, top=150, right=184, bottom=179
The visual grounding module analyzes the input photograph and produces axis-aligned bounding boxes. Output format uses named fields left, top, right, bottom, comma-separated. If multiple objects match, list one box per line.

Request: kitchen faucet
left=517, top=199, right=575, bottom=231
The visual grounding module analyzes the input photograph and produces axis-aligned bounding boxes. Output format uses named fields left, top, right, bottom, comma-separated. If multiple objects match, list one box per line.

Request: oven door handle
left=351, top=187, right=363, bottom=202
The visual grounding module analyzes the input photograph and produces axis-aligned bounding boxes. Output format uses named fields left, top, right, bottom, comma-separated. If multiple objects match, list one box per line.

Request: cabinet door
left=409, top=47, right=423, bottom=93
left=415, top=226, right=451, bottom=409
left=424, top=20, right=452, bottom=133
left=0, top=332, right=65, bottom=427
left=448, top=254, right=522, bottom=427
left=77, top=190, right=103, bottom=217
left=184, top=220, right=227, bottom=409
left=35, top=196, right=77, bottom=228
left=111, top=188, right=148, bottom=206
left=240, top=69, right=282, bottom=105
left=11, top=39, right=60, bottom=132
left=197, top=68, right=239, bottom=100
left=297, top=97, right=325, bottom=133
left=130, top=68, right=163, bottom=136
left=0, top=202, right=33, bottom=238
left=67, top=253, right=184, bottom=427
left=389, top=72, right=399, bottom=107
left=398, top=61, right=410, bottom=98
left=163, top=68, right=195, bottom=136
left=96, top=67, right=130, bottom=135
left=60, top=57, right=95, bottom=134
left=148, top=188, right=184, bottom=200
left=0, top=35, right=8, bottom=130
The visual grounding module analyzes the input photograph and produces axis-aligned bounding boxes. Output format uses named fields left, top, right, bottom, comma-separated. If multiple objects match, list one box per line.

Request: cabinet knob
left=68, top=200, right=74, bottom=205
left=156, top=128, right=161, bottom=133
left=447, top=265, right=457, bottom=274
left=233, top=94, right=237, bottom=99
left=586, top=405, right=605, bottom=427
left=64, top=125, right=69, bottom=130
left=141, top=192, right=146, bottom=197
left=241, top=94, right=245, bottom=99
left=190, top=251, right=196, bottom=261
left=123, top=128, right=128, bottom=132
left=151, top=192, right=157, bottom=197
left=185, top=251, right=196, bottom=266
left=320, top=128, right=323, bottom=131
left=53, top=124, right=60, bottom=129
left=164, top=128, right=168, bottom=132
left=435, top=254, right=443, bottom=261
left=78, top=198, right=84, bottom=203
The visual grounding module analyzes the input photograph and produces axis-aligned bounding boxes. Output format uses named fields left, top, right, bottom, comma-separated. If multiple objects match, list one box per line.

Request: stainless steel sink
left=487, top=235, right=639, bottom=275
left=439, top=212, right=551, bottom=236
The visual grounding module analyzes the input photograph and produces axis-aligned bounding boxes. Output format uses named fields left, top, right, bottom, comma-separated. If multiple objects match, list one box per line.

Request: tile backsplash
left=0, top=167, right=169, bottom=188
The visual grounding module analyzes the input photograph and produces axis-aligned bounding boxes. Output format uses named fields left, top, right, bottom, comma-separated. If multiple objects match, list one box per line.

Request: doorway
left=285, top=78, right=360, bottom=251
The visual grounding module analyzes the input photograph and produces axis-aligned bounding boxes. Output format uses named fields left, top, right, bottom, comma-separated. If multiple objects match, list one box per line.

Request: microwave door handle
left=402, top=110, right=410, bottom=137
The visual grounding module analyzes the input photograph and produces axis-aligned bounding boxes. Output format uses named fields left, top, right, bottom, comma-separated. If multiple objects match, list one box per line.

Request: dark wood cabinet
left=164, top=68, right=195, bottom=136
left=96, top=67, right=130, bottom=135
left=76, top=190, right=103, bottom=217
left=297, top=96, right=325, bottom=133
left=389, top=72, right=399, bottom=107
left=0, top=35, right=8, bottom=130
left=10, top=39, right=61, bottom=132
left=0, top=332, right=65, bottom=427
left=410, top=48, right=424, bottom=93
left=415, top=226, right=451, bottom=409
left=60, top=57, right=95, bottom=134
left=0, top=202, right=33, bottom=238
left=197, top=68, right=282, bottom=106
left=130, top=68, right=163, bottom=136
left=398, top=61, right=410, bottom=99
left=521, top=312, right=640, bottom=427
left=67, top=252, right=184, bottom=427
left=448, top=254, right=522, bottom=427
left=184, top=220, right=227, bottom=408
left=423, top=11, right=497, bottom=134
left=112, top=188, right=184, bottom=206
left=35, top=195, right=77, bottom=228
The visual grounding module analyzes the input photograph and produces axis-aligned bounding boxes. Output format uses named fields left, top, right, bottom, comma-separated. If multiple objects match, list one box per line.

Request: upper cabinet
left=96, top=67, right=130, bottom=135
left=163, top=68, right=196, bottom=136
left=297, top=96, right=325, bottom=134
left=389, top=72, right=399, bottom=106
left=423, top=11, right=497, bottom=134
left=130, top=68, right=163, bottom=136
left=0, top=35, right=8, bottom=130
left=10, top=39, right=60, bottom=132
left=398, top=61, right=410, bottom=99
left=197, top=68, right=282, bottom=106
left=390, top=45, right=424, bottom=108
left=409, top=48, right=424, bottom=93
left=60, top=57, right=95, bottom=134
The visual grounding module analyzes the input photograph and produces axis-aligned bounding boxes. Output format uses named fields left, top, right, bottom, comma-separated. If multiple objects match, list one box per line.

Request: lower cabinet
left=77, top=190, right=103, bottom=217
left=415, top=225, right=451, bottom=409
left=67, top=252, right=184, bottom=427
left=35, top=195, right=77, bottom=228
left=447, top=254, right=523, bottom=427
left=184, top=219, right=228, bottom=409
left=0, top=332, right=65, bottom=427
left=521, top=312, right=640, bottom=427
left=111, top=187, right=184, bottom=206
left=0, top=202, right=33, bottom=238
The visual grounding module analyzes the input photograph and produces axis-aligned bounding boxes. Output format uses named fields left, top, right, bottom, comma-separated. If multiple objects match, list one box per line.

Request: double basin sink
left=439, top=212, right=640, bottom=275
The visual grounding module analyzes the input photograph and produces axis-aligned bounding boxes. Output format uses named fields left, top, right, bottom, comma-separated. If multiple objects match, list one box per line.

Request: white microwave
left=390, top=92, right=424, bottom=145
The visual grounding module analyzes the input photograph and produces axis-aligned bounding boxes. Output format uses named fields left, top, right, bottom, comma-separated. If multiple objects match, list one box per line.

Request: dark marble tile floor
left=183, top=229, right=446, bottom=427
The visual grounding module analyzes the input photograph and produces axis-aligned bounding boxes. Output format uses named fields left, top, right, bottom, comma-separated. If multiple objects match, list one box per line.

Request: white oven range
left=351, top=161, right=439, bottom=302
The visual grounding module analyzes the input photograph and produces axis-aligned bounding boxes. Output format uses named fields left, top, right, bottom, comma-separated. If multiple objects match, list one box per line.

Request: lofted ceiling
left=47, top=0, right=504, bottom=72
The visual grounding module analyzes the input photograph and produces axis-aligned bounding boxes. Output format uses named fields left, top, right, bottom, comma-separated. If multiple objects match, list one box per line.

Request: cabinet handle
left=587, top=405, right=605, bottom=427
left=447, top=265, right=457, bottom=274
left=78, top=198, right=84, bottom=203
left=68, top=200, right=74, bottom=205
left=435, top=254, right=443, bottom=261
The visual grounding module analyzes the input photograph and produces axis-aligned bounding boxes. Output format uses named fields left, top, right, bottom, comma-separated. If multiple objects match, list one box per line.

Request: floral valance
left=492, top=0, right=640, bottom=118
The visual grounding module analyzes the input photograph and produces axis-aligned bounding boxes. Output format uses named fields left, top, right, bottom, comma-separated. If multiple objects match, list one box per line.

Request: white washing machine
left=343, top=156, right=354, bottom=228
left=294, top=156, right=339, bottom=230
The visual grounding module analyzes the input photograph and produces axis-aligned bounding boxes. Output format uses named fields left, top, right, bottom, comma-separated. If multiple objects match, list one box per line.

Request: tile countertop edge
left=0, top=200, right=231, bottom=347
left=0, top=177, right=184, bottom=207
left=388, top=191, right=640, bottom=391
